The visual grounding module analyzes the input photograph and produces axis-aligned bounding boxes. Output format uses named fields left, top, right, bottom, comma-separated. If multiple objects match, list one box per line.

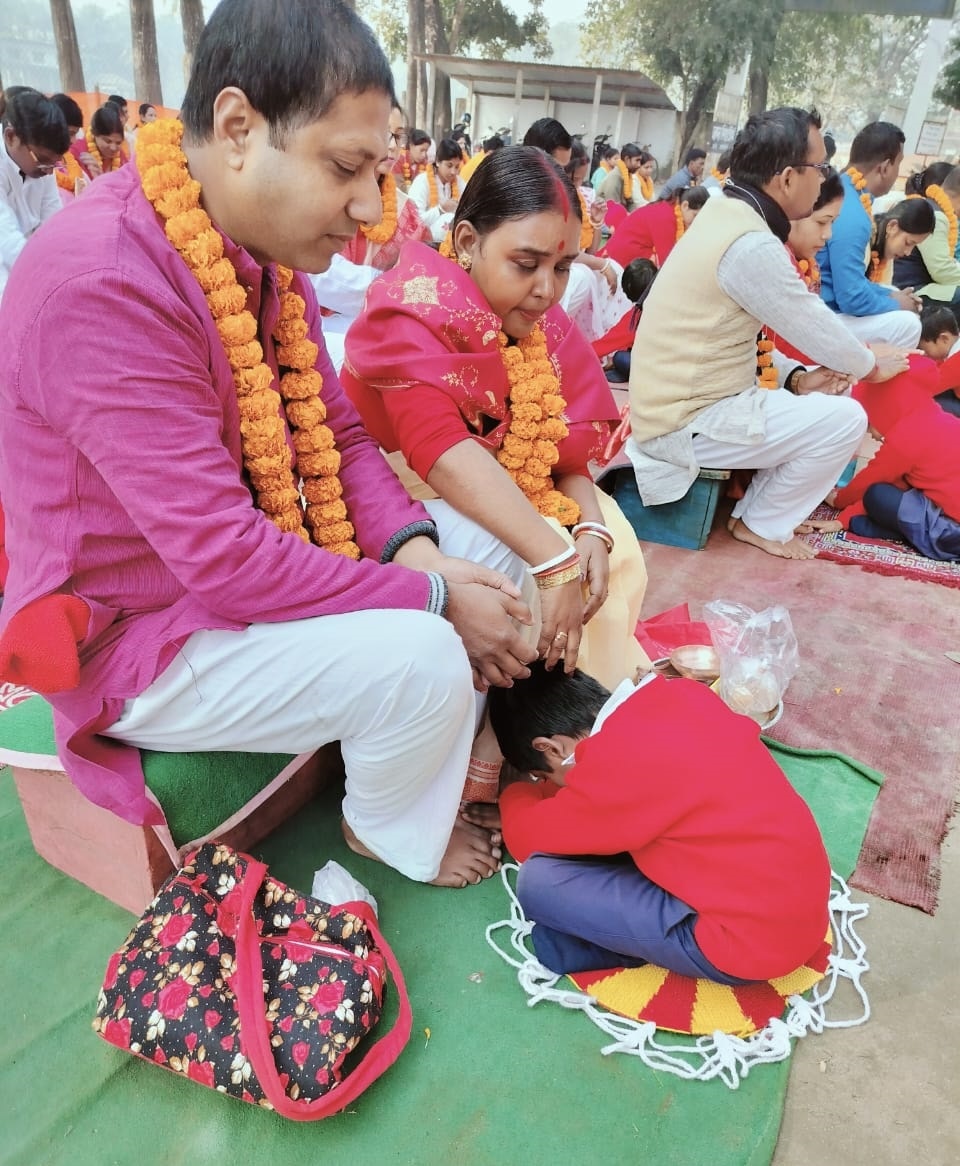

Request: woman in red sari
left=343, top=146, right=648, bottom=696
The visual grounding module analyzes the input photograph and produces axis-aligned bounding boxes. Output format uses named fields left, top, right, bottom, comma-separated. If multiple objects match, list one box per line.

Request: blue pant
left=517, top=854, right=750, bottom=984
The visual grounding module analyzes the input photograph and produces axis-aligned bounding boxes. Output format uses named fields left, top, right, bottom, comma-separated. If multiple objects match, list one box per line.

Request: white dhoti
left=102, top=607, right=477, bottom=884
left=690, top=389, right=867, bottom=544
left=834, top=309, right=921, bottom=349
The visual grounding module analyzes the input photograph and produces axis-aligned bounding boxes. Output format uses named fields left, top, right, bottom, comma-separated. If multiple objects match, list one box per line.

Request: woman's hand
left=590, top=196, right=607, bottom=227
left=576, top=536, right=610, bottom=622
left=79, top=151, right=101, bottom=178
left=537, top=578, right=583, bottom=673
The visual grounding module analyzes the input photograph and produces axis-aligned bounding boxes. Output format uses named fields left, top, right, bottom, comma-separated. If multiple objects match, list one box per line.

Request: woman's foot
left=728, top=516, right=817, bottom=560
left=341, top=818, right=502, bottom=889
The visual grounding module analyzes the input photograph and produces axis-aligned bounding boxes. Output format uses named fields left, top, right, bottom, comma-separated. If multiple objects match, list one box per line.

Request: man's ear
left=211, top=87, right=258, bottom=172
left=531, top=735, right=562, bottom=758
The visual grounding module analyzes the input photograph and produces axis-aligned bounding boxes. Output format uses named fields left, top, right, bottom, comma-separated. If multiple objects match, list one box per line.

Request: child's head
left=621, top=257, right=658, bottom=306
left=487, top=661, right=611, bottom=782
left=919, top=305, right=959, bottom=362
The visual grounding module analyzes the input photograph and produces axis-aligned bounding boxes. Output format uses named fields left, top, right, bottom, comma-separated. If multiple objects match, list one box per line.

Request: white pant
left=834, top=310, right=921, bottom=349
left=103, top=608, right=478, bottom=883
left=692, top=389, right=867, bottom=543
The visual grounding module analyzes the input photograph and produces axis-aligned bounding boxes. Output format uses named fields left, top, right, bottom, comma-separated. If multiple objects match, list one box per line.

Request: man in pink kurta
left=0, top=0, right=535, bottom=887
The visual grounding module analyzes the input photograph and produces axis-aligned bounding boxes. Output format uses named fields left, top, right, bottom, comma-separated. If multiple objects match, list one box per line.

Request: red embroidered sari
left=340, top=242, right=620, bottom=484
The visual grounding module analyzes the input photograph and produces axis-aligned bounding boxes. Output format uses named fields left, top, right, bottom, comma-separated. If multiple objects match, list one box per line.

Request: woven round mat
left=567, top=927, right=833, bottom=1037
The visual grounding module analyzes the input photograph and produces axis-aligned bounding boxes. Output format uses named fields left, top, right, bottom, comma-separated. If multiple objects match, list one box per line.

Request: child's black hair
left=920, top=304, right=959, bottom=342
left=621, top=257, right=658, bottom=306
left=487, top=661, right=611, bottom=773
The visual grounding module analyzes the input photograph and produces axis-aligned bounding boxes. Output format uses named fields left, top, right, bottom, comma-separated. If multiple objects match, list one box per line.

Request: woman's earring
left=457, top=251, right=473, bottom=272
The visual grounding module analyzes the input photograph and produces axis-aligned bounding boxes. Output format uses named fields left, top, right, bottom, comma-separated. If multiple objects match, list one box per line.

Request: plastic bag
left=312, top=860, right=379, bottom=917
left=702, top=600, right=799, bottom=724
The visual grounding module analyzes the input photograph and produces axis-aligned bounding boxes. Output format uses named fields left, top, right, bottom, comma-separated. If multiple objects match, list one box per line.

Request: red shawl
left=341, top=242, right=619, bottom=482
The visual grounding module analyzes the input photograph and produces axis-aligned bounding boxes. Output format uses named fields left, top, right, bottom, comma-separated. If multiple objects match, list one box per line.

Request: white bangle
left=574, top=529, right=613, bottom=552
left=528, top=546, right=578, bottom=576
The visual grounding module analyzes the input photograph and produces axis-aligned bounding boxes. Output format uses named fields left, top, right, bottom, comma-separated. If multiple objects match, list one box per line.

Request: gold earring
left=457, top=252, right=472, bottom=272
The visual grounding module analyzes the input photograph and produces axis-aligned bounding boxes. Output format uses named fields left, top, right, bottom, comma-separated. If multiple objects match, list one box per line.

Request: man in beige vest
left=627, top=107, right=907, bottom=560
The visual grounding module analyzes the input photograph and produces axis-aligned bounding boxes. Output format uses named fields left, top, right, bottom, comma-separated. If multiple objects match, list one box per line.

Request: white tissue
left=311, top=860, right=378, bottom=916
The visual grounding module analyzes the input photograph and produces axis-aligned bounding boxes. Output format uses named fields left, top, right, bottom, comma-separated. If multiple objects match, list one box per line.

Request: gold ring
left=554, top=632, right=568, bottom=642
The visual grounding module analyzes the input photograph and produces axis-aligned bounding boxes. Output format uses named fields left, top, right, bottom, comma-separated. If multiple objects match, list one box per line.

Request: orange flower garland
left=425, top=163, right=461, bottom=209
left=615, top=159, right=634, bottom=203
left=56, top=149, right=85, bottom=192
left=576, top=190, right=595, bottom=252
left=710, top=166, right=726, bottom=185
left=494, top=329, right=580, bottom=525
left=674, top=204, right=685, bottom=242
left=361, top=171, right=398, bottom=244
left=134, top=118, right=359, bottom=558
left=85, top=129, right=129, bottom=175
left=755, top=336, right=777, bottom=389
left=924, top=184, right=958, bottom=256
left=638, top=173, right=653, bottom=202
left=798, top=257, right=820, bottom=293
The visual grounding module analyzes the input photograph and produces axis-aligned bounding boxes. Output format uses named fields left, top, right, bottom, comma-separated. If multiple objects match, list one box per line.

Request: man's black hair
left=482, top=134, right=504, bottom=152
left=848, top=121, right=905, bottom=169
left=51, top=93, right=84, bottom=132
left=180, top=0, right=395, bottom=148
left=3, top=89, right=70, bottom=156
left=620, top=142, right=643, bottom=159
left=729, top=107, right=822, bottom=191
left=409, top=128, right=431, bottom=146
left=523, top=117, right=573, bottom=156
left=684, top=147, right=706, bottom=164
left=487, top=661, right=611, bottom=773
left=920, top=304, right=959, bottom=342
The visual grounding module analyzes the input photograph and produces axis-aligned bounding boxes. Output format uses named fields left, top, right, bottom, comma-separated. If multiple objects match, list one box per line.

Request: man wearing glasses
left=626, top=107, right=909, bottom=562
left=1, top=90, right=69, bottom=301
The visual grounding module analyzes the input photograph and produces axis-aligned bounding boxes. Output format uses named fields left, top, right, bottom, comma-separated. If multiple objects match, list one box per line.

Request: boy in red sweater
left=486, top=664, right=831, bottom=981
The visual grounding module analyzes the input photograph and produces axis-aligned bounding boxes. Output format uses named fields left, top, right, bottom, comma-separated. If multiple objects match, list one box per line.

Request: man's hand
left=796, top=367, right=853, bottom=396
left=445, top=580, right=536, bottom=692
left=892, top=287, right=922, bottom=314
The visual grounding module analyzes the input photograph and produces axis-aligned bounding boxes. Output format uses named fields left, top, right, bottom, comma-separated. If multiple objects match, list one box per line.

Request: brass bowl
left=669, top=644, right=721, bottom=683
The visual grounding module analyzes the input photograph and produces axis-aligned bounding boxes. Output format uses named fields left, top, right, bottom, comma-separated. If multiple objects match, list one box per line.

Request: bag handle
left=234, top=869, right=412, bottom=1121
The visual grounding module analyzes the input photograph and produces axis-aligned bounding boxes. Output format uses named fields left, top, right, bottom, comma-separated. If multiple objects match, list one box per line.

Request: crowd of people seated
left=1, top=0, right=959, bottom=989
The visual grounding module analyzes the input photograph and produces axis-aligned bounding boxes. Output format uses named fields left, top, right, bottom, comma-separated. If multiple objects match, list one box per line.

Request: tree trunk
left=678, top=74, right=723, bottom=163
left=179, top=0, right=205, bottom=83
left=49, top=0, right=86, bottom=92
left=424, top=0, right=452, bottom=139
left=406, top=0, right=428, bottom=129
left=130, top=0, right=164, bottom=105
left=747, top=1, right=784, bottom=117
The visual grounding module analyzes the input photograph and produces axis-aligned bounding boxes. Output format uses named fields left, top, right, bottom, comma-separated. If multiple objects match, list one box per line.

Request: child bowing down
left=485, top=664, right=830, bottom=981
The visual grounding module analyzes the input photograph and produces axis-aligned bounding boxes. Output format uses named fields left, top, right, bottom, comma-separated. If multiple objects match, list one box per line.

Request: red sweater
left=601, top=200, right=678, bottom=269
left=835, top=356, right=960, bottom=525
left=500, top=677, right=831, bottom=980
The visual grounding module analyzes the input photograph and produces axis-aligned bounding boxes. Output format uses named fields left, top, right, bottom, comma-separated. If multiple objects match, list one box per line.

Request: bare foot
left=341, top=818, right=502, bottom=889
left=461, top=801, right=502, bottom=832
left=728, top=516, right=817, bottom=560
left=795, top=519, right=843, bottom=534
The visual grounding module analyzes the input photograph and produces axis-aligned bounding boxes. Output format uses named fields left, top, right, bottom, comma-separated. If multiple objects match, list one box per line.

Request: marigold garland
left=846, top=166, right=874, bottom=221
left=798, top=257, right=820, bottom=293
left=56, top=149, right=85, bottom=192
left=638, top=173, right=653, bottom=202
left=361, top=171, right=399, bottom=244
left=755, top=335, right=777, bottom=389
left=674, top=203, right=686, bottom=242
left=616, top=159, right=634, bottom=203
left=576, top=190, right=595, bottom=252
left=135, top=118, right=360, bottom=558
left=425, top=163, right=461, bottom=209
left=924, top=184, right=958, bottom=256
left=85, top=129, right=129, bottom=175
left=494, top=329, right=580, bottom=525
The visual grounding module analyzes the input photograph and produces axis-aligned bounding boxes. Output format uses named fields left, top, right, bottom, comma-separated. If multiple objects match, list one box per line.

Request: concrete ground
left=775, top=821, right=959, bottom=1164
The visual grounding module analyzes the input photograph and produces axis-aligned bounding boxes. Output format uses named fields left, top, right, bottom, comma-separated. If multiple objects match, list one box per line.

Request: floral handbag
left=93, top=842, right=411, bottom=1119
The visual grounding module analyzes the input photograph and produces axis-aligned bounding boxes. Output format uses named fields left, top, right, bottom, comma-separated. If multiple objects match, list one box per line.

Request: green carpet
left=0, top=742, right=881, bottom=1166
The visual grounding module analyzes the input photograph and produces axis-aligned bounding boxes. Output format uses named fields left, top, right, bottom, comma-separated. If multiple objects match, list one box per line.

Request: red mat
left=803, top=505, right=960, bottom=591
left=638, top=535, right=960, bottom=915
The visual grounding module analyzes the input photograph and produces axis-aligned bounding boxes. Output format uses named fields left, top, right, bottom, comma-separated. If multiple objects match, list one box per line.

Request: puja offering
left=669, top=644, right=722, bottom=683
